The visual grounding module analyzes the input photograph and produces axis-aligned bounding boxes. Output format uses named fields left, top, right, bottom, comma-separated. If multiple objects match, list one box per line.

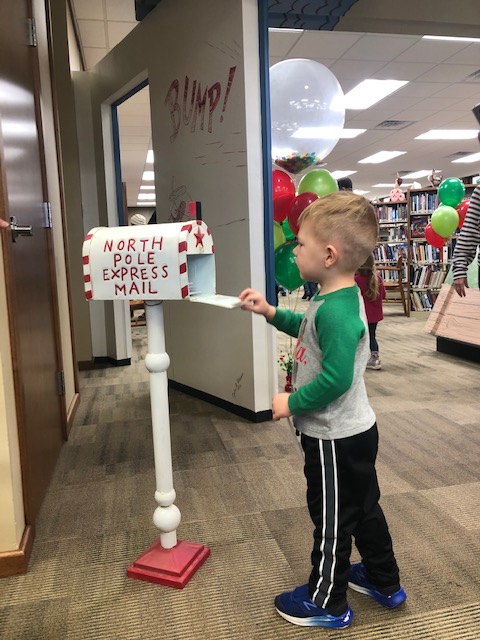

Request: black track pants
left=301, top=424, right=400, bottom=614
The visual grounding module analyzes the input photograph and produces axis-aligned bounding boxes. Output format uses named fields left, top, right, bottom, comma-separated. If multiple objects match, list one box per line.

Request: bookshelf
left=373, top=201, right=410, bottom=313
left=407, top=185, right=477, bottom=312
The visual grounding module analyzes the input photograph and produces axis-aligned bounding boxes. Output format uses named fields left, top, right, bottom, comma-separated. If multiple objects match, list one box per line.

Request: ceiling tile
left=342, top=34, right=419, bottom=61
left=415, top=63, right=480, bottom=83
left=396, top=39, right=473, bottom=63
left=77, top=19, right=107, bottom=48
left=443, top=42, right=480, bottom=65
left=72, top=0, right=104, bottom=21
left=106, top=0, right=137, bottom=22
left=328, top=58, right=386, bottom=86
left=432, top=83, right=480, bottom=99
left=288, top=30, right=363, bottom=59
left=399, top=82, right=451, bottom=98
left=268, top=30, right=304, bottom=57
left=371, top=61, right=437, bottom=81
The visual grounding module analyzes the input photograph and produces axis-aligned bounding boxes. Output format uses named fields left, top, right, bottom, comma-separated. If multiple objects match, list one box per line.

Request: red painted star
left=194, top=226, right=205, bottom=247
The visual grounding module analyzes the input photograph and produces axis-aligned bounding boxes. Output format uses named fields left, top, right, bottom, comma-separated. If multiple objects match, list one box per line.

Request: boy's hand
left=272, top=393, right=292, bottom=420
left=239, top=288, right=276, bottom=320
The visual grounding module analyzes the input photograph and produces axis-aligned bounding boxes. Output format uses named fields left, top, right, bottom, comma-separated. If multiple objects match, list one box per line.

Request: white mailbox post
left=82, top=218, right=241, bottom=588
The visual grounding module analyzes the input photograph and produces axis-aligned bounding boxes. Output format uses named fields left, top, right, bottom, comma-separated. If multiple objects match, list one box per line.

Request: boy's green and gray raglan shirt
left=270, top=285, right=375, bottom=440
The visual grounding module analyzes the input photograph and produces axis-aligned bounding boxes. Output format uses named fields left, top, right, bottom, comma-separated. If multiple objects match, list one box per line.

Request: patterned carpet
left=0, top=297, right=479, bottom=639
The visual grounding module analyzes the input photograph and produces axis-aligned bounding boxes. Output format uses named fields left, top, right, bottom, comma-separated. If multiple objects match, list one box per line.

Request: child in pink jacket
left=355, top=254, right=386, bottom=370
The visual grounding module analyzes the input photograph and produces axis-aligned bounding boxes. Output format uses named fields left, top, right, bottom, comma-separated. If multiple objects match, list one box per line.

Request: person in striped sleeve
left=452, top=184, right=480, bottom=297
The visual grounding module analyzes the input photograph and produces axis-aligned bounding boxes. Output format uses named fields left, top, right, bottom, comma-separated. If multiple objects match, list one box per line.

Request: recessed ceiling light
left=269, top=28, right=303, bottom=33
left=291, top=126, right=353, bottom=139
left=140, top=185, right=155, bottom=190
left=353, top=189, right=370, bottom=195
left=142, top=171, right=155, bottom=181
left=359, top=151, right=406, bottom=164
left=146, top=150, right=154, bottom=163
left=422, top=35, right=480, bottom=43
left=373, top=182, right=413, bottom=188
left=330, top=170, right=357, bottom=179
left=452, top=152, right=480, bottom=164
left=402, top=169, right=438, bottom=179
left=415, top=130, right=478, bottom=140
left=138, top=193, right=156, bottom=200
left=339, top=129, right=366, bottom=139
left=344, top=80, right=409, bottom=110
left=136, top=202, right=156, bottom=207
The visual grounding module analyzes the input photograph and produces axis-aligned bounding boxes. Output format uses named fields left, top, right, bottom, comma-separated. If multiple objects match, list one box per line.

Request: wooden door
left=0, top=0, right=65, bottom=522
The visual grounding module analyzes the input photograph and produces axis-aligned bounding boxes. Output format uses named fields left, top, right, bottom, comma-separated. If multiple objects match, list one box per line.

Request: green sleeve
left=269, top=307, right=304, bottom=338
left=288, top=298, right=364, bottom=414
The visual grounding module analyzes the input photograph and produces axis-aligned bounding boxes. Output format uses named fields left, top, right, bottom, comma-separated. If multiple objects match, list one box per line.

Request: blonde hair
left=356, top=254, right=379, bottom=301
left=299, top=191, right=378, bottom=272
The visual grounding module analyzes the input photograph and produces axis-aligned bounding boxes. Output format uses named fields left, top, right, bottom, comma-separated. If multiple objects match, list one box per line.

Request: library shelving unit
left=373, top=200, right=410, bottom=314
left=408, top=185, right=477, bottom=313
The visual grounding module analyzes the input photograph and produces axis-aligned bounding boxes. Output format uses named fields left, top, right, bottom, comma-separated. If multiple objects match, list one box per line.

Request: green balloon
left=430, top=205, right=459, bottom=238
left=297, top=169, right=338, bottom=198
left=273, top=221, right=286, bottom=250
left=274, top=242, right=304, bottom=290
left=438, top=178, right=465, bottom=208
left=282, top=218, right=296, bottom=241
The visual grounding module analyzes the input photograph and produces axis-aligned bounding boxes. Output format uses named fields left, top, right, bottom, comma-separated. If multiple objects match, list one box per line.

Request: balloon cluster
left=272, top=168, right=338, bottom=289
left=425, top=178, right=468, bottom=249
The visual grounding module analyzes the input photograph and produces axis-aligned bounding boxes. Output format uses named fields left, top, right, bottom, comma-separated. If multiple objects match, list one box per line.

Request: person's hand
left=0, top=219, right=9, bottom=229
left=453, top=278, right=468, bottom=297
left=239, top=288, right=276, bottom=320
left=272, top=393, right=292, bottom=420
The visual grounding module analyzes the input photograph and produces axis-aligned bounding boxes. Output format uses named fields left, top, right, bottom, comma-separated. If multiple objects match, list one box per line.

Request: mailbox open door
left=82, top=219, right=241, bottom=308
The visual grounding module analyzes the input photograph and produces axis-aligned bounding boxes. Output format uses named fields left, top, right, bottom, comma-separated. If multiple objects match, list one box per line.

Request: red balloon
left=425, top=222, right=445, bottom=249
left=288, top=192, right=319, bottom=235
left=456, top=199, right=470, bottom=229
left=272, top=169, right=295, bottom=223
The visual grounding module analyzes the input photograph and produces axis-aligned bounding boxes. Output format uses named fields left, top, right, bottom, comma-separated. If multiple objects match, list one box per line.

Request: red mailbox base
left=126, top=539, right=210, bottom=589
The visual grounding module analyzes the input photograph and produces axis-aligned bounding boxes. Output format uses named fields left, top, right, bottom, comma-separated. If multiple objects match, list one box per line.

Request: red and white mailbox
left=82, top=219, right=239, bottom=307
left=81, top=219, right=241, bottom=588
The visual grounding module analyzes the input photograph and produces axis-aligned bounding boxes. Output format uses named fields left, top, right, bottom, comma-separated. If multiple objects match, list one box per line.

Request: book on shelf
left=410, top=289, right=438, bottom=312
left=410, top=215, right=429, bottom=238
left=374, top=243, right=408, bottom=262
left=378, top=224, right=407, bottom=242
left=376, top=203, right=407, bottom=222
left=410, top=264, right=447, bottom=289
left=409, top=192, right=438, bottom=213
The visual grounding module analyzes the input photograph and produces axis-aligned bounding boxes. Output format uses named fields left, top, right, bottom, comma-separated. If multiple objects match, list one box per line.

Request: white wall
left=79, top=0, right=276, bottom=414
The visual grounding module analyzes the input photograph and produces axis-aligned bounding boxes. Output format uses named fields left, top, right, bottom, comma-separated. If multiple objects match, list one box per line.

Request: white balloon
left=270, top=59, right=345, bottom=174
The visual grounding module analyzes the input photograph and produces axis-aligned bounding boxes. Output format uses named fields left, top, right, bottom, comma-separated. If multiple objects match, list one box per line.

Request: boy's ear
left=325, top=244, right=339, bottom=267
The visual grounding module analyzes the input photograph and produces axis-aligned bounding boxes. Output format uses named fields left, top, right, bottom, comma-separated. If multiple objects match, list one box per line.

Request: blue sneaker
left=348, top=563, right=406, bottom=608
left=274, top=584, right=353, bottom=628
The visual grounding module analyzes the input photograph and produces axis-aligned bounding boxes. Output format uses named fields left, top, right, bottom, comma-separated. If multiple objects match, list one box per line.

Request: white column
left=144, top=300, right=181, bottom=549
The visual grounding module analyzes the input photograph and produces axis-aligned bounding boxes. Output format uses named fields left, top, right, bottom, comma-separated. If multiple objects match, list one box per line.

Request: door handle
left=10, top=216, right=33, bottom=242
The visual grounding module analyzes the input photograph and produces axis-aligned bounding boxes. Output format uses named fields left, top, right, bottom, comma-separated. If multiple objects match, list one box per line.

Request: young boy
left=239, top=191, right=406, bottom=629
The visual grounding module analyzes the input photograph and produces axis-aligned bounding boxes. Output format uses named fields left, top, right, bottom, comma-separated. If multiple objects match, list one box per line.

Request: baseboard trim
left=168, top=380, right=272, bottom=423
left=78, top=356, right=131, bottom=370
left=437, top=337, right=480, bottom=363
left=66, top=392, right=80, bottom=438
left=0, top=524, right=35, bottom=578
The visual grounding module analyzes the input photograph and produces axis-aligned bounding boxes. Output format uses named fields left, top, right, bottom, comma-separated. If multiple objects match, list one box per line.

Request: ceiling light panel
left=330, top=170, right=357, bottom=179
left=358, top=151, right=406, bottom=164
left=415, top=130, right=478, bottom=140
left=452, top=152, right=480, bottom=164
left=344, top=79, right=409, bottom=110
